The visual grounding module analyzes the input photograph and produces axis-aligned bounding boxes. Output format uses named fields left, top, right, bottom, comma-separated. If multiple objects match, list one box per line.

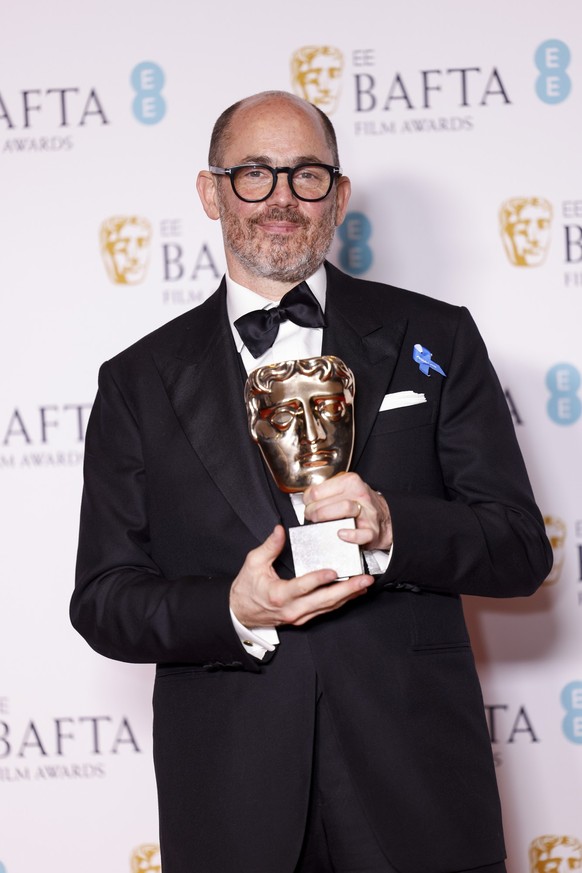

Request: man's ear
left=334, top=174, right=352, bottom=227
left=196, top=171, right=220, bottom=220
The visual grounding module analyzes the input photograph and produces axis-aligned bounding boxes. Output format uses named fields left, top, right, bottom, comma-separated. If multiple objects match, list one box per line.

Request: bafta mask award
left=244, top=356, right=363, bottom=578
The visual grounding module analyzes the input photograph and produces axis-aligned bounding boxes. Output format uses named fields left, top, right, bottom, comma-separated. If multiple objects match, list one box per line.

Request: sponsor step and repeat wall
left=1, top=2, right=581, bottom=871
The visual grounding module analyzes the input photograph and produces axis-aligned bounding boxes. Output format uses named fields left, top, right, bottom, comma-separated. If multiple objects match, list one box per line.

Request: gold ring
left=355, top=502, right=362, bottom=518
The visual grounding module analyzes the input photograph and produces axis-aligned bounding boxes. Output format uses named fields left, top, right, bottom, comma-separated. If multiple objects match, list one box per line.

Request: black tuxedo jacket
left=72, top=262, right=551, bottom=873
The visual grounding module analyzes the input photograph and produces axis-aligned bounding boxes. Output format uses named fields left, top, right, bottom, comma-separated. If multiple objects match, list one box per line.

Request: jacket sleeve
left=70, top=360, right=259, bottom=670
left=381, top=307, right=552, bottom=597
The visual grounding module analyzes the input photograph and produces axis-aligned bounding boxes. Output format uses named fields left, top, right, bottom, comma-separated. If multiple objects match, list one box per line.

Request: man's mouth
left=251, top=209, right=308, bottom=236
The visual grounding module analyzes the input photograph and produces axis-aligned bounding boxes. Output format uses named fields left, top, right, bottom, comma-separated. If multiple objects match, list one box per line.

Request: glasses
left=209, top=163, right=342, bottom=203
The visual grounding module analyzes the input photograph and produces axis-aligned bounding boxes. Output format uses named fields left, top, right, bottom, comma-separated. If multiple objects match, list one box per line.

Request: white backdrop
left=1, top=2, right=581, bottom=871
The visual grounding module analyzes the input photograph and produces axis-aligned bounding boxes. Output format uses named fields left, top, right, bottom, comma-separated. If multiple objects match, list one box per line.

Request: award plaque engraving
left=244, top=356, right=363, bottom=578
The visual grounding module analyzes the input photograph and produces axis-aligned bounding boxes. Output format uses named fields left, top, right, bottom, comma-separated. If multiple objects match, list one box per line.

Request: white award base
left=289, top=517, right=363, bottom=579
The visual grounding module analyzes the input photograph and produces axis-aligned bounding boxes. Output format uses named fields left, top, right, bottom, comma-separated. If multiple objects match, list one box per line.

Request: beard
left=217, top=192, right=338, bottom=283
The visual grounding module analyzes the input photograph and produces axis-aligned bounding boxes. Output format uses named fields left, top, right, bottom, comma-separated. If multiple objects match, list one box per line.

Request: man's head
left=291, top=46, right=344, bottom=115
left=100, top=216, right=152, bottom=285
left=499, top=197, right=553, bottom=267
left=196, top=91, right=351, bottom=295
left=529, top=835, right=582, bottom=873
left=245, top=355, right=355, bottom=493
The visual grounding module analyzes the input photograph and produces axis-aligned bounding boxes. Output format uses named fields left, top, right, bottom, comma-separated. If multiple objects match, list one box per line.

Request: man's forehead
left=224, top=99, right=329, bottom=155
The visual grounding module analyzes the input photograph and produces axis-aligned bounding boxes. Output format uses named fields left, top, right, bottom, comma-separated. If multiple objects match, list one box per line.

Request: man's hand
left=230, top=525, right=374, bottom=628
left=303, top=472, right=393, bottom=551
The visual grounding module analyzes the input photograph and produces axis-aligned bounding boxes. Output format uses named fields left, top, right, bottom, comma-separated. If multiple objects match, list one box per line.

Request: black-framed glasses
left=209, top=163, right=342, bottom=203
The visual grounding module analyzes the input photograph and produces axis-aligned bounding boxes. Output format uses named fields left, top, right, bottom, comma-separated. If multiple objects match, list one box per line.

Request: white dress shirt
left=226, top=266, right=390, bottom=659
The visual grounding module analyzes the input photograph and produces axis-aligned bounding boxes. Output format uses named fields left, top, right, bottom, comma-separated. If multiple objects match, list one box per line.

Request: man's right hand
left=229, top=525, right=374, bottom=628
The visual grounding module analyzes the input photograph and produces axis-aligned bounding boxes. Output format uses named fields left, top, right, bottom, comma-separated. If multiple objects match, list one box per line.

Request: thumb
left=258, top=524, right=286, bottom=564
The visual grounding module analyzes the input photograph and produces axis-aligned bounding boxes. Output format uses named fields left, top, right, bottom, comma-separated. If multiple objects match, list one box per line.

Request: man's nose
left=266, top=171, right=298, bottom=206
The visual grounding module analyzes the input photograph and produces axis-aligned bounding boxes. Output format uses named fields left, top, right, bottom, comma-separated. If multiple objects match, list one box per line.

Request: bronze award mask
left=245, top=356, right=363, bottom=578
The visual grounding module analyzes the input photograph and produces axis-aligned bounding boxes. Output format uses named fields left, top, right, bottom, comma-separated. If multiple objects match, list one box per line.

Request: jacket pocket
left=371, top=400, right=435, bottom=435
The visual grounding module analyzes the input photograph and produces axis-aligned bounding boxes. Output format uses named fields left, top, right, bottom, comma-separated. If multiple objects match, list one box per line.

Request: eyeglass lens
left=232, top=165, right=333, bottom=201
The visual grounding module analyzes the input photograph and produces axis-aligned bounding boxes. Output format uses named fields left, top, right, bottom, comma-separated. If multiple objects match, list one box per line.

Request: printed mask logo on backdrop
left=338, top=212, right=373, bottom=275
left=100, top=216, right=153, bottom=285
left=130, top=844, right=161, bottom=873
left=290, top=46, right=513, bottom=135
left=291, top=46, right=344, bottom=114
left=546, top=363, right=581, bottom=426
left=499, top=197, right=553, bottom=267
left=529, top=835, right=582, bottom=872
left=131, top=62, right=166, bottom=125
left=543, top=515, right=567, bottom=586
left=535, top=40, right=572, bottom=105
left=97, top=215, right=223, bottom=304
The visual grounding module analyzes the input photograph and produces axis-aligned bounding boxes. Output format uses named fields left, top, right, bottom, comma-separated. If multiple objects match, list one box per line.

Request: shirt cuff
left=363, top=545, right=393, bottom=575
left=229, top=608, right=280, bottom=661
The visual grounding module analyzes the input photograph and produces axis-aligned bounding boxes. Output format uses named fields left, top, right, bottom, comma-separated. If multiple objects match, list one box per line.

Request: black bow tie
left=234, top=281, right=327, bottom=359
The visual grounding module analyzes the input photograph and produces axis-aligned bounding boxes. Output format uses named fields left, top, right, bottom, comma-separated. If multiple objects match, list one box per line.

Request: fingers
left=253, top=524, right=286, bottom=563
left=303, top=473, right=393, bottom=551
left=284, top=572, right=375, bottom=626
left=230, top=520, right=375, bottom=629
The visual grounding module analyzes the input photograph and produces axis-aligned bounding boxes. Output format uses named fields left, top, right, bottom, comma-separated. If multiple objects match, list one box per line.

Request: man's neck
left=226, top=261, right=320, bottom=302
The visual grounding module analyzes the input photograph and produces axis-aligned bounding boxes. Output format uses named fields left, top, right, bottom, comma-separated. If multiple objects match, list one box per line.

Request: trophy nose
left=301, top=407, right=326, bottom=444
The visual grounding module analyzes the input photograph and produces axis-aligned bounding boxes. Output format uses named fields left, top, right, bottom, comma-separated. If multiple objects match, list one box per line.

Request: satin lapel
left=152, top=284, right=284, bottom=552
left=322, top=265, right=408, bottom=468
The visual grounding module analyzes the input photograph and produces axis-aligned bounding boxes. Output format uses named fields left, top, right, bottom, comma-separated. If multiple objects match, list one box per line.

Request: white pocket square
left=379, top=391, right=427, bottom=411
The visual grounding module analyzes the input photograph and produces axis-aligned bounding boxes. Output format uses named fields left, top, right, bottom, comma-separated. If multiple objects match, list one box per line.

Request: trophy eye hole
left=267, top=408, right=297, bottom=431
left=315, top=396, right=346, bottom=422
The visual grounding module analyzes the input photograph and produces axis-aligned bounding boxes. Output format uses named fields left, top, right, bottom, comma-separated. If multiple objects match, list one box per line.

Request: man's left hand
left=303, top=472, right=393, bottom=552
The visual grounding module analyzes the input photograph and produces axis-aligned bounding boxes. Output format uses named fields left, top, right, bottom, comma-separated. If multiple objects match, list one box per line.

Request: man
left=71, top=91, right=552, bottom=873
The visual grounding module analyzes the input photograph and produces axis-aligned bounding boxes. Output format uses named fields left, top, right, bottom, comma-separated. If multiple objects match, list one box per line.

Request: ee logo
left=535, top=39, right=571, bottom=104
left=338, top=212, right=373, bottom=275
left=561, top=681, right=582, bottom=744
left=131, top=61, right=166, bottom=124
left=546, top=363, right=581, bottom=425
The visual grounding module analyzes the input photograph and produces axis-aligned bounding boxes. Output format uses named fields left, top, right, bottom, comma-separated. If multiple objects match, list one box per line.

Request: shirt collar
left=226, top=265, right=327, bottom=353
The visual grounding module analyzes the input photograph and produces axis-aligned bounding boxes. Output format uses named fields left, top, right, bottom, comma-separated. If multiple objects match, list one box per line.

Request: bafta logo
left=100, top=215, right=152, bottom=285
left=499, top=197, right=553, bottom=267
left=529, top=835, right=582, bottom=872
left=290, top=45, right=344, bottom=114
left=130, top=843, right=161, bottom=873
left=543, top=515, right=566, bottom=586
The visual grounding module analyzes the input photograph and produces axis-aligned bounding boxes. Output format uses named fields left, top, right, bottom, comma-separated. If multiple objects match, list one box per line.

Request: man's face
left=251, top=373, right=354, bottom=492
left=197, top=95, right=350, bottom=289
left=294, top=49, right=343, bottom=113
left=505, top=202, right=551, bottom=266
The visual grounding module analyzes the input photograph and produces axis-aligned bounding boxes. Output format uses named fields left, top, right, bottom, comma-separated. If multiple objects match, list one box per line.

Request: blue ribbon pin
left=413, top=343, right=446, bottom=377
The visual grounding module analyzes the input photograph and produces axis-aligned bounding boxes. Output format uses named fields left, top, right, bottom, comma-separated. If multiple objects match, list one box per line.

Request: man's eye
left=242, top=168, right=269, bottom=180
